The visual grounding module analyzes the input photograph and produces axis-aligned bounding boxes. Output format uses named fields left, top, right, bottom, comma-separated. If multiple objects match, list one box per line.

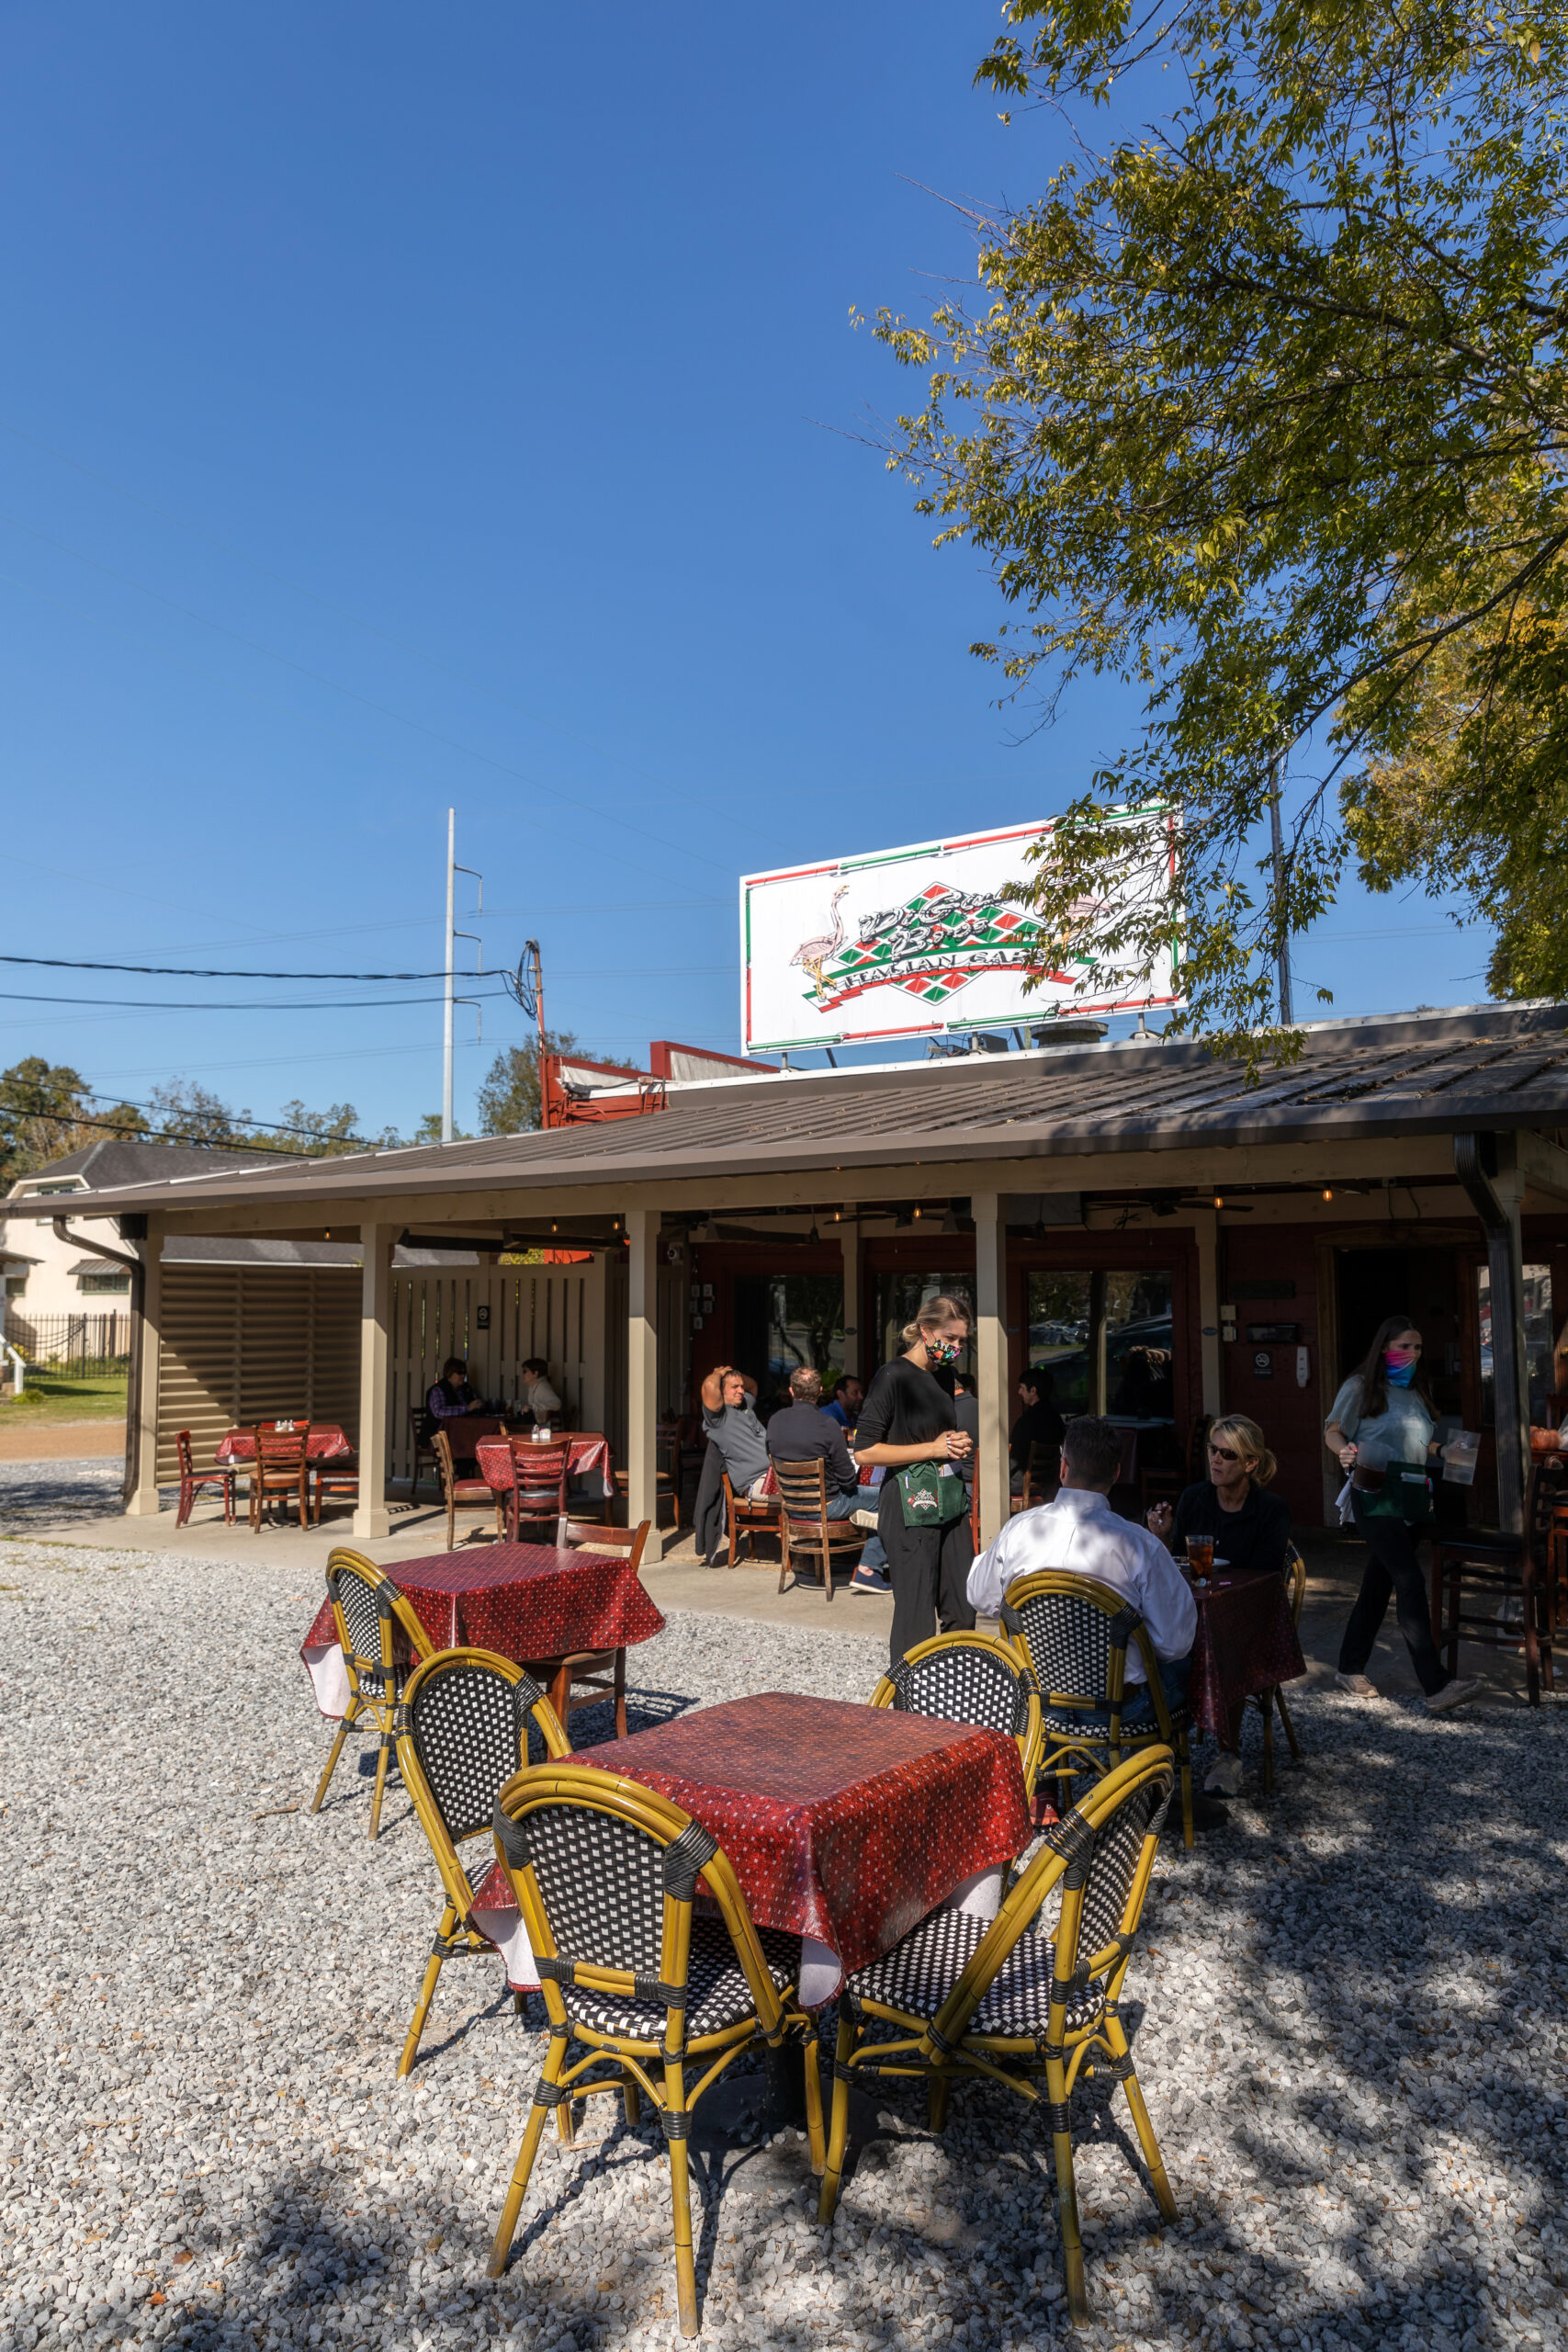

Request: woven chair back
left=324, top=1549, right=432, bottom=1694
left=1003, top=1569, right=1149, bottom=1711
left=255, top=1420, right=310, bottom=1467
left=402, top=1650, right=567, bottom=1847
left=1070, top=1760, right=1173, bottom=1978
left=875, top=1632, right=1034, bottom=1742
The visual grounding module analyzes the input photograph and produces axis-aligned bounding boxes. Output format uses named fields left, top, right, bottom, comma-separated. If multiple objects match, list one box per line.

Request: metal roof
left=8, top=1002, right=1567, bottom=1221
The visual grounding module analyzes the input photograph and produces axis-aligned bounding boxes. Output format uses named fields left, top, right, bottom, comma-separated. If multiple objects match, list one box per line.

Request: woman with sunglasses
left=1325, top=1315, right=1482, bottom=1714
left=1146, top=1414, right=1290, bottom=1794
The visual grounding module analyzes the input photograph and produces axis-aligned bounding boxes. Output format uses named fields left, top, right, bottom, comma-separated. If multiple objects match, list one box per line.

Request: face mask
left=1384, top=1351, right=1417, bottom=1388
left=925, top=1336, right=962, bottom=1367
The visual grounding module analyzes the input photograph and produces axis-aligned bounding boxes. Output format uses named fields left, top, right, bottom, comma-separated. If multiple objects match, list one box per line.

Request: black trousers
left=880, top=1481, right=976, bottom=1668
left=1339, top=1495, right=1450, bottom=1696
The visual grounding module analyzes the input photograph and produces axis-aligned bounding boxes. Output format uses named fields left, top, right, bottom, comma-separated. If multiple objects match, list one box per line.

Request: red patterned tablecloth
left=300, top=1543, right=665, bottom=1704
left=473, top=1435, right=615, bottom=1495
left=219, top=1425, right=354, bottom=1464
left=1183, top=1566, right=1306, bottom=1742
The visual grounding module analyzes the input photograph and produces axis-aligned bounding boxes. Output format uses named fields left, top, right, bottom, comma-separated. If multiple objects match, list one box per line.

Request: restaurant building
left=10, top=1000, right=1568, bottom=1555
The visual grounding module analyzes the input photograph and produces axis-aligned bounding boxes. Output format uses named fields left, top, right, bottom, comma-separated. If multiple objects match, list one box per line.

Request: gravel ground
left=0, top=1459, right=125, bottom=1531
left=1, top=1538, right=1565, bottom=2352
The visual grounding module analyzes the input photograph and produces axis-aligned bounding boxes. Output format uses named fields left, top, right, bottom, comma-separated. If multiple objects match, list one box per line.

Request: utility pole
left=1268, top=757, right=1294, bottom=1024
left=441, top=809, right=483, bottom=1143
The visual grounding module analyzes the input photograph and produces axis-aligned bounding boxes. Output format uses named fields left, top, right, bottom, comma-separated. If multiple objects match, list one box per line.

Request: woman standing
left=1325, top=1316, right=1482, bottom=1713
left=1147, top=1413, right=1291, bottom=1794
left=852, top=1294, right=976, bottom=1666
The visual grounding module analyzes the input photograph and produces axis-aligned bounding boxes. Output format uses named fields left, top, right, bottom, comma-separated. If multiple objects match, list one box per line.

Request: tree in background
left=870, top=0, right=1568, bottom=1050
left=478, top=1031, right=581, bottom=1135
left=0, top=1059, right=144, bottom=1182
left=0, top=1058, right=386, bottom=1177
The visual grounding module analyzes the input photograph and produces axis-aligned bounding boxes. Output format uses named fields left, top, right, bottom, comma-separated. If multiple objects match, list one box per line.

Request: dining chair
left=1000, top=1567, right=1194, bottom=1850
left=773, top=1458, right=863, bottom=1602
left=527, top=1518, right=652, bottom=1741
left=175, top=1430, right=236, bottom=1529
left=394, top=1648, right=570, bottom=2075
left=408, top=1405, right=437, bottom=1504
left=310, top=1548, right=436, bottom=1839
left=1429, top=1454, right=1561, bottom=1703
left=434, top=1428, right=504, bottom=1549
left=818, top=1748, right=1178, bottom=2325
left=870, top=1631, right=1043, bottom=1803
left=1247, top=1543, right=1307, bottom=1791
left=720, top=1469, right=779, bottom=1566
left=487, top=1764, right=824, bottom=2335
left=309, top=1427, right=358, bottom=1525
left=506, top=1437, right=571, bottom=1542
left=248, top=1420, right=311, bottom=1532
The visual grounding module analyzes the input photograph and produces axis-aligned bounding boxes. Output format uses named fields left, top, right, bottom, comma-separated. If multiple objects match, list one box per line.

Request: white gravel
left=1, top=1534, right=1565, bottom=2352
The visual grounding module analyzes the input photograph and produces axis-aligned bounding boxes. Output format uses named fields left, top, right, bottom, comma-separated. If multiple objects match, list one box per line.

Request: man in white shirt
left=967, top=1414, right=1196, bottom=1724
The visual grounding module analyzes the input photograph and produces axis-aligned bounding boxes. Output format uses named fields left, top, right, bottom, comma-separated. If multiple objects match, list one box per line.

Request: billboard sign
left=740, top=812, right=1179, bottom=1054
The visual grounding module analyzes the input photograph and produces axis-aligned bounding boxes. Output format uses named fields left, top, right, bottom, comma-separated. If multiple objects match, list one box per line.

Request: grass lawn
left=0, top=1368, right=129, bottom=1422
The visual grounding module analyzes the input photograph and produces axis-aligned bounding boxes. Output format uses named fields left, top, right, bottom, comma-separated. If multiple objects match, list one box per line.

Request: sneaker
left=852, top=1566, right=892, bottom=1594
left=1426, top=1674, right=1485, bottom=1716
left=1203, top=1751, right=1244, bottom=1796
left=1334, top=1671, right=1382, bottom=1697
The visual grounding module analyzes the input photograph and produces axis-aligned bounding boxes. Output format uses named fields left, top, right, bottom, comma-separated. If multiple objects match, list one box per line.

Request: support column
left=353, top=1223, right=393, bottom=1542
left=839, top=1218, right=861, bottom=1380
left=972, top=1192, right=1010, bottom=1548
left=1456, top=1135, right=1528, bottom=1536
left=1193, top=1207, right=1224, bottom=1416
left=626, top=1205, right=662, bottom=1563
left=126, top=1220, right=164, bottom=1516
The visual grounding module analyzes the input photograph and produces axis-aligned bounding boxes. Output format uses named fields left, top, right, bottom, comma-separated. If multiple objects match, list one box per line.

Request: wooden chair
left=525, top=1518, right=652, bottom=1741
left=506, top=1437, right=572, bottom=1542
left=394, top=1649, right=570, bottom=2075
left=309, top=1427, right=358, bottom=1525
left=434, top=1427, right=504, bottom=1549
left=871, top=1631, right=1043, bottom=1801
left=408, top=1405, right=437, bottom=1503
left=1000, top=1567, right=1194, bottom=1850
left=818, top=1749, right=1178, bottom=2324
left=773, top=1457, right=864, bottom=1602
left=487, top=1765, right=824, bottom=2334
left=613, top=1437, right=678, bottom=1530
left=721, top=1468, right=779, bottom=1566
left=309, top=1548, right=436, bottom=1838
left=1247, top=1544, right=1307, bottom=1792
left=1429, top=1455, right=1562, bottom=1704
left=175, top=1430, right=236, bottom=1528
left=1141, top=1413, right=1212, bottom=1517
left=248, top=1420, right=310, bottom=1532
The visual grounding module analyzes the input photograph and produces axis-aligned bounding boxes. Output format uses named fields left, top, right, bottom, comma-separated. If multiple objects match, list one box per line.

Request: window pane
left=767, top=1274, right=845, bottom=1386
left=1476, top=1261, right=1553, bottom=1427
left=871, top=1272, right=975, bottom=1378
left=1027, top=1268, right=1174, bottom=1421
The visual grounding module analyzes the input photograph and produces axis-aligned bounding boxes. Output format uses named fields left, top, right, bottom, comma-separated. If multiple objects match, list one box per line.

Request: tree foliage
left=0, top=1059, right=143, bottom=1182
left=477, top=1032, right=581, bottom=1136
left=869, top=0, right=1568, bottom=1048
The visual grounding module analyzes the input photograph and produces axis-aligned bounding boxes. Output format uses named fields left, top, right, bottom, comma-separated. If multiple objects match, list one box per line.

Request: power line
left=0, top=989, right=506, bottom=1012
left=1, top=953, right=462, bottom=980
left=4, top=1107, right=346, bottom=1156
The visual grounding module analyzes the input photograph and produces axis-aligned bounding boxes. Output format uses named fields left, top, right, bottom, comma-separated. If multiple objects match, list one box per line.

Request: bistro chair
left=174, top=1429, right=236, bottom=1529
left=1430, top=1454, right=1562, bottom=1704
left=248, top=1420, right=311, bottom=1532
left=433, top=1427, right=504, bottom=1549
left=524, top=1518, right=653, bottom=1743
left=309, top=1427, right=358, bottom=1525
left=720, top=1468, right=779, bottom=1566
left=487, top=1764, right=824, bottom=2335
left=1001, top=1568, right=1194, bottom=1850
left=408, top=1406, right=438, bottom=1504
left=818, top=1748, right=1178, bottom=2324
left=506, top=1436, right=572, bottom=1543
left=613, top=1432, right=679, bottom=1530
left=309, top=1548, right=436, bottom=1839
left=870, top=1631, right=1043, bottom=1804
left=394, top=1649, right=570, bottom=2075
left=1247, top=1544, right=1308, bottom=1792
left=773, top=1457, right=864, bottom=1602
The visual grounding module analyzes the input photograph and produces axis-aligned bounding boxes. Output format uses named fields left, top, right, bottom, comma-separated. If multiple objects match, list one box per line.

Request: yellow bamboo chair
left=1000, top=1567, right=1194, bottom=1849
left=487, top=1765, right=825, bottom=2336
left=869, top=1630, right=1043, bottom=1803
left=1249, top=1542, right=1308, bottom=1792
left=818, top=1747, right=1178, bottom=2324
left=394, top=1649, right=570, bottom=2076
left=309, top=1549, right=436, bottom=1839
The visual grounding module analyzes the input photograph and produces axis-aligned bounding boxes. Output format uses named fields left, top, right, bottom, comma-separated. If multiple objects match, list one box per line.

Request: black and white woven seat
left=871, top=1631, right=1043, bottom=1799
left=309, top=1549, right=437, bottom=1840
left=819, top=1749, right=1179, bottom=2329
left=393, top=1649, right=570, bottom=2077
left=999, top=1569, right=1193, bottom=1850
left=487, top=1765, right=826, bottom=2337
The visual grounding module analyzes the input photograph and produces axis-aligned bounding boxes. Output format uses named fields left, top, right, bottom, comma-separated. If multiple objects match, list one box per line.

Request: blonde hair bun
left=900, top=1291, right=973, bottom=1349
left=1209, top=1413, right=1277, bottom=1487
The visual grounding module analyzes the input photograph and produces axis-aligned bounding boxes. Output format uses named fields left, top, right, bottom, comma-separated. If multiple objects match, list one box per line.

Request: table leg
left=764, top=2038, right=808, bottom=2130
left=614, top=1647, right=627, bottom=1740
left=550, top=1660, right=572, bottom=1739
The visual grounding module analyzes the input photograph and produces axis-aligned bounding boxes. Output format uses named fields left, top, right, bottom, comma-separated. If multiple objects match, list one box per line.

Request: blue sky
left=0, top=4, right=1486, bottom=1139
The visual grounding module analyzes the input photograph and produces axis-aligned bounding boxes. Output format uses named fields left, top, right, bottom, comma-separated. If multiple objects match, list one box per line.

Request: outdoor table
left=474, top=1432, right=615, bottom=1507
left=1181, top=1563, right=1306, bottom=1743
left=217, top=1425, right=354, bottom=1463
left=471, top=1690, right=1032, bottom=2002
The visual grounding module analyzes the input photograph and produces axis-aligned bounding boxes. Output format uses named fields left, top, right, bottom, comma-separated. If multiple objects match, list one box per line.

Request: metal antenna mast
left=441, top=809, right=483, bottom=1142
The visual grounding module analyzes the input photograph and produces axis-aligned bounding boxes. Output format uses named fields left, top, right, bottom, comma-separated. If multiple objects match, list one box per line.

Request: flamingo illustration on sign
left=788, top=883, right=849, bottom=999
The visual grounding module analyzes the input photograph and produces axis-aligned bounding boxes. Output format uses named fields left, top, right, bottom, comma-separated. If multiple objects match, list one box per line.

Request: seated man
left=1010, top=1370, right=1066, bottom=1491
left=426, top=1355, right=480, bottom=1423
left=699, top=1361, right=772, bottom=1508
left=823, top=1374, right=864, bottom=1430
left=967, top=1413, right=1196, bottom=1725
left=765, top=1367, right=862, bottom=1519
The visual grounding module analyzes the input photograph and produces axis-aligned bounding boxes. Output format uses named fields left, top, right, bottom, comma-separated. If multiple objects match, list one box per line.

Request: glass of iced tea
left=1187, top=1534, right=1214, bottom=1577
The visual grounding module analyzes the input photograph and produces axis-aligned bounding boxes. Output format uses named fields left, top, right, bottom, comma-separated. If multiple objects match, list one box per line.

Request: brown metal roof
left=9, top=1003, right=1566, bottom=1220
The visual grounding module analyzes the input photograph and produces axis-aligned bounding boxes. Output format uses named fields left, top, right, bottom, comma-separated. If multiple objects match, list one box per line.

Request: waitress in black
left=852, top=1293, right=976, bottom=1666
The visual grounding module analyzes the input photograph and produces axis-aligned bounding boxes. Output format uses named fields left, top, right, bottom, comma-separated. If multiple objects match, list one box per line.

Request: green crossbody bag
left=897, top=1462, right=969, bottom=1528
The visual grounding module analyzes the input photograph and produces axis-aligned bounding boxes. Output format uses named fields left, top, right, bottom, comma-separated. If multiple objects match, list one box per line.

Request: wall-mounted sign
left=1252, top=1349, right=1274, bottom=1378
left=475, top=1304, right=491, bottom=1330
left=1247, top=1322, right=1299, bottom=1343
left=739, top=812, right=1181, bottom=1053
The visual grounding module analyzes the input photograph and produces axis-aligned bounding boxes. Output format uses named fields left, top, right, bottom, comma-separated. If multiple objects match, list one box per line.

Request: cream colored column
left=626, top=1205, right=662, bottom=1563
left=125, top=1219, right=164, bottom=1515
left=1193, top=1206, right=1224, bottom=1415
left=839, top=1219, right=861, bottom=1380
left=972, top=1191, right=1010, bottom=1548
left=352, top=1223, right=393, bottom=1541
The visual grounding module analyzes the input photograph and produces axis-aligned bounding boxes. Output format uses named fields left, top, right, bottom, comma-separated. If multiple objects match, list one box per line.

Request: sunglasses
left=1208, top=1443, right=1242, bottom=1462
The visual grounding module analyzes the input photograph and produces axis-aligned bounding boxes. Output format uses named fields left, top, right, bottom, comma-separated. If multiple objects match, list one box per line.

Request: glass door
left=1026, top=1267, right=1174, bottom=1421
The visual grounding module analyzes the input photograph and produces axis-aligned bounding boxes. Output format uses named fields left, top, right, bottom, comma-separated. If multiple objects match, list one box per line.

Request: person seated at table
left=1145, top=1412, right=1290, bottom=1795
left=766, top=1367, right=862, bottom=1519
left=968, top=1414, right=1196, bottom=1727
left=519, top=1356, right=561, bottom=1427
left=823, top=1373, right=864, bottom=1430
left=696, top=1363, right=771, bottom=1561
left=426, top=1356, right=480, bottom=1422
left=1010, top=1370, right=1066, bottom=1491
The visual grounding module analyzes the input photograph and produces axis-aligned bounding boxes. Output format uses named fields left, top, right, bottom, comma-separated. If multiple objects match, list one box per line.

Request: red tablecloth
left=1183, top=1566, right=1306, bottom=1742
left=473, top=1434, right=615, bottom=1496
left=219, top=1426, right=354, bottom=1464
left=300, top=1543, right=665, bottom=1715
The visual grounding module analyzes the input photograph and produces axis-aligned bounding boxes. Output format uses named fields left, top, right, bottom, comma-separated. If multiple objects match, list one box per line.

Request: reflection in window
left=767, top=1275, right=845, bottom=1385
left=872, top=1272, right=976, bottom=1380
left=1477, top=1261, right=1553, bottom=1427
left=1027, top=1269, right=1174, bottom=1421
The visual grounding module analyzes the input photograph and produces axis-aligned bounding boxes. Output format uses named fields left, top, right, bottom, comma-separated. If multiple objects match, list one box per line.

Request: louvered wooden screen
left=155, top=1266, right=360, bottom=1484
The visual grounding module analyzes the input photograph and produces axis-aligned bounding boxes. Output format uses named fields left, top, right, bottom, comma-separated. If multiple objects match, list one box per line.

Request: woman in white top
left=520, top=1357, right=561, bottom=1427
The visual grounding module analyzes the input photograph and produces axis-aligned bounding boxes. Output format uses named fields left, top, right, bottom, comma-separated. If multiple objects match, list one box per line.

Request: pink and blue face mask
left=925, top=1335, right=964, bottom=1367
left=1384, top=1346, right=1419, bottom=1389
